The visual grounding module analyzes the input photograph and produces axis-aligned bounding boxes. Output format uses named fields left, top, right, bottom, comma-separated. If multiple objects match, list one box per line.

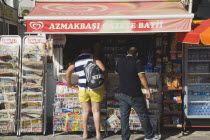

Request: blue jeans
left=119, top=93, right=154, bottom=140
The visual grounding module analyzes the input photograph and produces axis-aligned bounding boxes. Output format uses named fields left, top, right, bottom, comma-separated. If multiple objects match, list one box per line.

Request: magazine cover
left=53, top=113, right=66, bottom=131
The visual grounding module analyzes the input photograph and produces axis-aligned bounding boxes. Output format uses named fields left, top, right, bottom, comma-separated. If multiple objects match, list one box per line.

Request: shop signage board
left=25, top=1, right=193, bottom=33
left=26, top=19, right=192, bottom=33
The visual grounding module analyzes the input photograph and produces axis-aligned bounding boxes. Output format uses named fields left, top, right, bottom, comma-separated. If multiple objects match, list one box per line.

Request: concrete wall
left=4, top=0, right=14, bottom=7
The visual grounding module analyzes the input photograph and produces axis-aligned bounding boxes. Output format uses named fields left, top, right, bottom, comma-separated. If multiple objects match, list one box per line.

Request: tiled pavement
left=1, top=128, right=210, bottom=140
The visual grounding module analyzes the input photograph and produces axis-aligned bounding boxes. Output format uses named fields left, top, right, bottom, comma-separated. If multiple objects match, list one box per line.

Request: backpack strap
left=90, top=54, right=94, bottom=62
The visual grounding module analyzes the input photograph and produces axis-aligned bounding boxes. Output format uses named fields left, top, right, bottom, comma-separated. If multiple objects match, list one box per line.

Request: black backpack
left=84, top=60, right=104, bottom=89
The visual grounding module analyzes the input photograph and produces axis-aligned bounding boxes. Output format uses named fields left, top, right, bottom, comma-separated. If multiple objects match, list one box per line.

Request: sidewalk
left=1, top=128, right=210, bottom=140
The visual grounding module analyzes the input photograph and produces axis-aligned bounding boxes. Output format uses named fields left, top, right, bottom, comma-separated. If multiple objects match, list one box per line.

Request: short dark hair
left=128, top=47, right=138, bottom=56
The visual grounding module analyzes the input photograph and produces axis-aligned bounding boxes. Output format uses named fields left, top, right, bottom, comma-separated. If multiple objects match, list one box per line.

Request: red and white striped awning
left=25, top=0, right=194, bottom=34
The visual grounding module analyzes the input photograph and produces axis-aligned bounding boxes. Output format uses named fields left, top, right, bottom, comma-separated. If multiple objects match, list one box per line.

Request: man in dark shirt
left=116, top=47, right=160, bottom=140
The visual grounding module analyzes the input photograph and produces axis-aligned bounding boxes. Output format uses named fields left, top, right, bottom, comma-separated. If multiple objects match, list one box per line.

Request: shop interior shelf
left=163, top=100, right=182, bottom=104
left=163, top=87, right=183, bottom=91
left=163, top=124, right=182, bottom=128
left=186, top=115, right=210, bottom=119
left=164, top=111, right=182, bottom=115
left=149, top=108, right=159, bottom=110
left=162, top=73, right=182, bottom=76
left=188, top=47, right=210, bottom=49
left=187, top=83, right=210, bottom=86
left=188, top=60, right=210, bottom=62
left=170, top=59, right=182, bottom=61
left=170, top=51, right=182, bottom=53
left=188, top=101, right=210, bottom=103
left=188, top=73, right=210, bottom=75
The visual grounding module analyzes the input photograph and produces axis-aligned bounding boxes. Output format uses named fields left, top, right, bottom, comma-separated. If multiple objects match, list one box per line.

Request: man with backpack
left=66, top=46, right=107, bottom=140
left=116, top=46, right=160, bottom=140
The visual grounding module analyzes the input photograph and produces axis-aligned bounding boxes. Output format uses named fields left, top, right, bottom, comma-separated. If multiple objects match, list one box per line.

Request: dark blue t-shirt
left=116, top=56, right=145, bottom=97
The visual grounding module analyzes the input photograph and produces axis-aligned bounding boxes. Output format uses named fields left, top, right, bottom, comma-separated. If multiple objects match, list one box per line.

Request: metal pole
left=17, top=35, right=23, bottom=137
left=43, top=55, right=47, bottom=135
left=188, top=0, right=193, bottom=13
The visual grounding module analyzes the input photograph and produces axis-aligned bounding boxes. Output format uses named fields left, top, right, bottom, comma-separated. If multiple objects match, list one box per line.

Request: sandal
left=80, top=134, right=89, bottom=139
left=96, top=134, right=106, bottom=140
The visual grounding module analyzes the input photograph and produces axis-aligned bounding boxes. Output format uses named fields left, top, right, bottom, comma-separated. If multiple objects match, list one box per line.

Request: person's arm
left=66, top=64, right=75, bottom=88
left=95, top=59, right=109, bottom=87
left=138, top=73, right=150, bottom=99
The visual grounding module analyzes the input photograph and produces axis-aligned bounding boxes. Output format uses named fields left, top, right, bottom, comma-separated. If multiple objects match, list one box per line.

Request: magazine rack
left=53, top=74, right=108, bottom=136
left=0, top=36, right=21, bottom=135
left=18, top=36, right=47, bottom=136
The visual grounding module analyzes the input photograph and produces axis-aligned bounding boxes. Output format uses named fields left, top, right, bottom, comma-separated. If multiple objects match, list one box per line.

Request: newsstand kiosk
left=22, top=0, right=194, bottom=137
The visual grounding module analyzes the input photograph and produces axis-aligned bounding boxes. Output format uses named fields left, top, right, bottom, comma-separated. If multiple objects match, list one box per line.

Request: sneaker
left=144, top=134, right=161, bottom=140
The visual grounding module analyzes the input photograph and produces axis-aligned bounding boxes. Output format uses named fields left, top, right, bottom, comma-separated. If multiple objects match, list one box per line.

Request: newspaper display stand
left=53, top=82, right=82, bottom=133
left=18, top=36, right=47, bottom=135
left=53, top=74, right=108, bottom=136
left=0, top=36, right=21, bottom=134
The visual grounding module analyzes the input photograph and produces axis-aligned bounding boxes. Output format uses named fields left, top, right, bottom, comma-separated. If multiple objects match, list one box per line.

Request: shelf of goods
left=185, top=45, right=210, bottom=119
left=0, top=41, right=20, bottom=134
left=161, top=35, right=183, bottom=128
left=53, top=82, right=107, bottom=134
left=19, top=43, right=46, bottom=134
left=54, top=73, right=160, bottom=135
left=106, top=73, right=160, bottom=133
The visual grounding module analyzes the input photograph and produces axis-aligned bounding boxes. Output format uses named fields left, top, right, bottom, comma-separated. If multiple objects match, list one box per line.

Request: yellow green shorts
left=78, top=86, right=105, bottom=103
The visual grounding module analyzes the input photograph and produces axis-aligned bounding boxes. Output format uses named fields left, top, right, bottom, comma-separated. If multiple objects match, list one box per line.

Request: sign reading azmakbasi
left=26, top=19, right=192, bottom=33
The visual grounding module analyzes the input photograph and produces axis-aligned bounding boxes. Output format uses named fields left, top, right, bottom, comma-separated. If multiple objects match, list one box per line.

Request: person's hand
left=146, top=89, right=151, bottom=99
left=69, top=85, right=79, bottom=90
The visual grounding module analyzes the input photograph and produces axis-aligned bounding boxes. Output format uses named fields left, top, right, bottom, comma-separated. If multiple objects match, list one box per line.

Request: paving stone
left=1, top=131, right=210, bottom=140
